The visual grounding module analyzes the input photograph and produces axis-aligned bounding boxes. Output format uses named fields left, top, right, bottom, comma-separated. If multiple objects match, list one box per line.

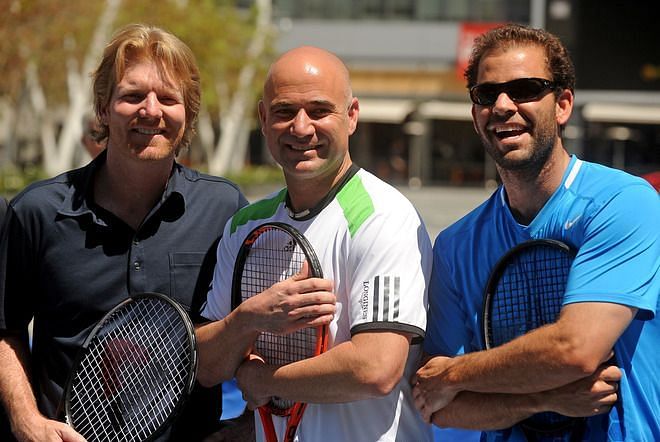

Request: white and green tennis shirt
left=203, top=166, right=433, bottom=441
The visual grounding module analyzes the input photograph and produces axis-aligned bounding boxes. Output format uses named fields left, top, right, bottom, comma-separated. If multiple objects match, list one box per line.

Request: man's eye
left=122, top=94, right=143, bottom=103
left=160, top=96, right=180, bottom=105
left=309, top=109, right=331, bottom=118
left=274, top=109, right=295, bottom=118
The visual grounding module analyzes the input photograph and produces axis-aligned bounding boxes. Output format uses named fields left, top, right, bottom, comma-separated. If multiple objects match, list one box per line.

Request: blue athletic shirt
left=425, top=156, right=659, bottom=442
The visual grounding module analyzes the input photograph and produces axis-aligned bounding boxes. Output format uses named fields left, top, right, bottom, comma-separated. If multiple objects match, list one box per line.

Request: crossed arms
left=412, top=301, right=633, bottom=429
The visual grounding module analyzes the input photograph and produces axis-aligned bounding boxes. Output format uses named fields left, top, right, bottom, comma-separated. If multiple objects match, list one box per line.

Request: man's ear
left=257, top=100, right=266, bottom=136
left=555, top=89, right=574, bottom=126
left=347, top=97, right=359, bottom=135
left=100, top=107, right=108, bottom=125
left=471, top=105, right=479, bottom=134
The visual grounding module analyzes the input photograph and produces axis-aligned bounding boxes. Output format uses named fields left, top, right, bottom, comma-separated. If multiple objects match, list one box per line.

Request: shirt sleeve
left=201, top=219, right=237, bottom=321
left=346, top=206, right=432, bottom=339
left=564, top=183, right=660, bottom=319
left=424, top=237, right=475, bottom=356
left=0, top=203, right=35, bottom=333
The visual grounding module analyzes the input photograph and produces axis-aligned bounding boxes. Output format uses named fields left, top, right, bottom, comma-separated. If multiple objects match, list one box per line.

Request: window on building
left=271, top=0, right=529, bottom=22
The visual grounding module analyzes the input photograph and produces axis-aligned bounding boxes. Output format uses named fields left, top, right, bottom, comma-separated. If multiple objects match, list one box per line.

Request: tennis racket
left=231, top=222, right=328, bottom=442
left=482, top=239, right=583, bottom=441
left=61, top=292, right=197, bottom=442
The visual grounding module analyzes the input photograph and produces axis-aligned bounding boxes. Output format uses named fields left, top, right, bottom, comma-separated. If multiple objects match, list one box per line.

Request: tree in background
left=0, top=0, right=273, bottom=177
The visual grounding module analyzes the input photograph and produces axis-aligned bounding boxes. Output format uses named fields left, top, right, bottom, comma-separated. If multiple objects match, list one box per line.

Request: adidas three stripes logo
left=371, top=275, right=400, bottom=321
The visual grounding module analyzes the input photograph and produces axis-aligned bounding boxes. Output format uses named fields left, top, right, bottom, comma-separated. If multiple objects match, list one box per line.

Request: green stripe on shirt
left=230, top=188, right=287, bottom=233
left=337, top=174, right=374, bottom=237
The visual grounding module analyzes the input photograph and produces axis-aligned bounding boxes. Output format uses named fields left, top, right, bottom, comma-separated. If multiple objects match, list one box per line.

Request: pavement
left=396, top=185, right=493, bottom=240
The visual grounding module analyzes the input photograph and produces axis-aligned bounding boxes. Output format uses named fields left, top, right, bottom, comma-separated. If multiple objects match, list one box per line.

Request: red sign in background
left=456, top=22, right=502, bottom=80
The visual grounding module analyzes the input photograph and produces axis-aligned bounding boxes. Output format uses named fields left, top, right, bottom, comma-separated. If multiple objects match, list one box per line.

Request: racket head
left=63, top=292, right=197, bottom=442
left=482, top=239, right=579, bottom=435
left=482, top=239, right=575, bottom=349
left=231, top=222, right=327, bottom=417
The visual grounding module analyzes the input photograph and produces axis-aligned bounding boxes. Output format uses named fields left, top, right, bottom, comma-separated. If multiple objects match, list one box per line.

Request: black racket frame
left=481, top=239, right=585, bottom=440
left=62, top=292, right=197, bottom=442
left=231, top=222, right=323, bottom=308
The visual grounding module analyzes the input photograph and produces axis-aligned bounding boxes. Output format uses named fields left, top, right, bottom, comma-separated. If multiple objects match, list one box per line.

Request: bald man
left=196, top=46, right=433, bottom=441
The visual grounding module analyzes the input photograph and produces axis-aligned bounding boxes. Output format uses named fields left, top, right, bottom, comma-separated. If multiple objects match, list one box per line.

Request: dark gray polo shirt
left=0, top=151, right=247, bottom=440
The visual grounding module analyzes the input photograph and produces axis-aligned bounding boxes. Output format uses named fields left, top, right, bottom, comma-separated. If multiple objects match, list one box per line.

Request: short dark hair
left=464, top=24, right=575, bottom=94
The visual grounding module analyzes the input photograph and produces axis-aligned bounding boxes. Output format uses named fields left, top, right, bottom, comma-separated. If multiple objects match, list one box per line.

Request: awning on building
left=357, top=98, right=414, bottom=123
left=358, top=99, right=660, bottom=125
left=582, top=103, right=660, bottom=124
left=417, top=101, right=472, bottom=121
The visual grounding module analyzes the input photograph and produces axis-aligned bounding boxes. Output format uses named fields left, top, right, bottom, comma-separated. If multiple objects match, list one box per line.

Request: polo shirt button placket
left=130, top=235, right=144, bottom=276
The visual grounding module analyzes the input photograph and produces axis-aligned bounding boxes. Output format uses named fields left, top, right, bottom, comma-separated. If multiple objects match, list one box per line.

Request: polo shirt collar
left=56, top=150, right=106, bottom=224
left=57, top=151, right=186, bottom=226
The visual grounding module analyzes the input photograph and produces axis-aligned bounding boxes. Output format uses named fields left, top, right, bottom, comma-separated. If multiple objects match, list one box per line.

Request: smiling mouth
left=287, top=144, right=319, bottom=151
left=134, top=128, right=163, bottom=135
left=491, top=125, right=528, bottom=140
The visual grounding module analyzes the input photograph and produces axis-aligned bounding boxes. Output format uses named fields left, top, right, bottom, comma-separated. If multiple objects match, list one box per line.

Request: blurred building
left=250, top=0, right=660, bottom=187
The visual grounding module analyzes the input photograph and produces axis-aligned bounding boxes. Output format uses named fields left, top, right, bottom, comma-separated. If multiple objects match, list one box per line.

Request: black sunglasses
left=469, top=78, right=557, bottom=106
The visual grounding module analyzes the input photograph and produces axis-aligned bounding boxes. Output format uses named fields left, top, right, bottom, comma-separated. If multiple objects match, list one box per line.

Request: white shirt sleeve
left=345, top=203, right=432, bottom=338
left=201, top=219, right=237, bottom=321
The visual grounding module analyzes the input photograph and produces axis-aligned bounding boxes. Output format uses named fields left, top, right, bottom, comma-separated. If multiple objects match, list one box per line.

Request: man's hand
left=12, top=414, right=87, bottom=442
left=196, top=261, right=335, bottom=387
left=238, top=260, right=336, bottom=335
left=411, top=355, right=461, bottom=423
left=235, top=354, right=273, bottom=410
left=538, top=363, right=621, bottom=417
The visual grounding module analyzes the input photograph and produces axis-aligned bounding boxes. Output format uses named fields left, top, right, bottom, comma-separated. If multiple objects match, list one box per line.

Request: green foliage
left=0, top=165, right=48, bottom=199
left=0, top=0, right=273, bottom=177
left=0, top=1, right=105, bottom=104
left=0, top=162, right=285, bottom=201
left=225, top=164, right=284, bottom=189
left=0, top=0, right=272, bottom=115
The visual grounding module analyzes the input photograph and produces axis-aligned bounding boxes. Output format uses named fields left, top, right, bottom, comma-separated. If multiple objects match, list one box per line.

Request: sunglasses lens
left=470, top=84, right=498, bottom=105
left=507, top=79, right=546, bottom=101
left=471, top=78, right=553, bottom=105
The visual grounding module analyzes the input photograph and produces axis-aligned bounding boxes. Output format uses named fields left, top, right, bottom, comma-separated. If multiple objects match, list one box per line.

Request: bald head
left=263, top=46, right=353, bottom=106
left=257, top=45, right=359, bottom=195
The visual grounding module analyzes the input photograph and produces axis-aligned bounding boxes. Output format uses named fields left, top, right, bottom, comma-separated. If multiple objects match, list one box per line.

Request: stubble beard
left=483, top=121, right=557, bottom=181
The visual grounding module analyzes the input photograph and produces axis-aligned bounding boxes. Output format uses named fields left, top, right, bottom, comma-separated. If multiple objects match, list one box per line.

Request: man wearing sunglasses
left=413, top=24, right=659, bottom=441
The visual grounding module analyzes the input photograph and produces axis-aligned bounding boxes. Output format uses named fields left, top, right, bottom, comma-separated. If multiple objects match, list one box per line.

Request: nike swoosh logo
left=564, top=214, right=582, bottom=230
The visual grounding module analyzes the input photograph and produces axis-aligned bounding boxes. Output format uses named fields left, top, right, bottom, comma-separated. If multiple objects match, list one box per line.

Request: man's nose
left=140, top=92, right=163, bottom=118
left=290, top=109, right=314, bottom=136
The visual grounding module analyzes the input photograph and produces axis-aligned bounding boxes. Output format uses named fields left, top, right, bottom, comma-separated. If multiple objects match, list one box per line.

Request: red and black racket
left=483, top=239, right=584, bottom=441
left=232, top=222, right=328, bottom=442
left=62, top=292, right=197, bottom=442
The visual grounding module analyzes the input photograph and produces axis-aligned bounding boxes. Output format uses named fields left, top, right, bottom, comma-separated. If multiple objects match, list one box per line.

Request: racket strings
left=68, top=298, right=194, bottom=441
left=489, top=246, right=572, bottom=346
left=486, top=243, right=576, bottom=434
left=240, top=227, right=320, bottom=412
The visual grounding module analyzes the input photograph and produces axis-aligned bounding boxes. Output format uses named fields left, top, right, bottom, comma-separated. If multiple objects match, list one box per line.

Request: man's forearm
left=441, top=334, right=588, bottom=395
left=0, top=335, right=42, bottom=429
left=239, top=332, right=411, bottom=404
left=446, top=302, right=634, bottom=395
left=431, top=391, right=537, bottom=430
left=195, top=312, right=258, bottom=387
left=0, top=335, right=103, bottom=441
left=432, top=364, right=619, bottom=430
